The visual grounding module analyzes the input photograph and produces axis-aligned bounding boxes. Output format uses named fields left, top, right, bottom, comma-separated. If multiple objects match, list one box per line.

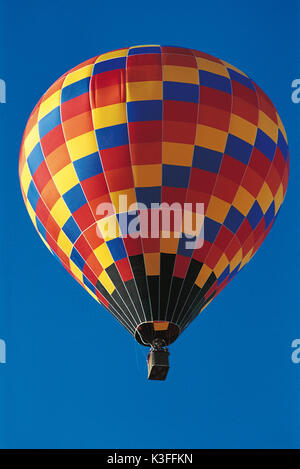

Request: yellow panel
left=256, top=182, right=273, bottom=214
left=50, top=197, right=71, bottom=227
left=70, top=259, right=83, bottom=282
left=110, top=188, right=137, bottom=213
left=160, top=235, right=179, bottom=253
left=230, top=248, right=242, bottom=272
left=127, top=81, right=163, bottom=102
left=94, top=242, right=114, bottom=268
left=221, top=60, right=248, bottom=77
left=144, top=252, right=160, bottom=276
left=162, top=142, right=194, bottom=166
left=24, top=124, right=40, bottom=158
left=132, top=164, right=162, bottom=187
left=196, top=57, right=229, bottom=77
left=39, top=90, right=61, bottom=120
left=21, top=163, right=32, bottom=195
left=276, top=112, right=288, bottom=143
left=63, top=64, right=94, bottom=87
left=153, top=321, right=169, bottom=331
left=67, top=131, right=99, bottom=160
left=258, top=111, right=278, bottom=142
left=195, top=264, right=213, bottom=288
left=26, top=199, right=37, bottom=228
left=229, top=114, right=257, bottom=145
left=233, top=186, right=255, bottom=216
left=214, top=253, right=229, bottom=278
left=163, top=65, right=199, bottom=84
left=57, top=230, right=73, bottom=257
left=239, top=248, right=253, bottom=270
left=97, top=215, right=120, bottom=242
left=206, top=196, right=230, bottom=224
left=274, top=183, right=284, bottom=214
left=92, top=103, right=127, bottom=129
left=195, top=125, right=227, bottom=152
left=98, top=270, right=115, bottom=294
left=85, top=288, right=98, bottom=302
left=53, top=163, right=79, bottom=194
left=96, top=49, right=129, bottom=62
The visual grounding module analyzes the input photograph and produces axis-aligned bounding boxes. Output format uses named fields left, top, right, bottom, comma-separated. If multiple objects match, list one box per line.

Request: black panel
left=159, top=253, right=176, bottom=319
left=96, top=280, right=135, bottom=330
left=171, top=259, right=203, bottom=324
left=106, top=264, right=140, bottom=324
left=166, top=277, right=184, bottom=321
left=177, top=283, right=202, bottom=326
left=125, top=278, right=145, bottom=323
left=147, top=275, right=159, bottom=321
left=128, top=254, right=151, bottom=320
left=201, top=272, right=217, bottom=297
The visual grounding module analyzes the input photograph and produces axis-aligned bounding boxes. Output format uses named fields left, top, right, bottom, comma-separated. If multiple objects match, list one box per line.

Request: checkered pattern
left=19, top=45, right=289, bottom=342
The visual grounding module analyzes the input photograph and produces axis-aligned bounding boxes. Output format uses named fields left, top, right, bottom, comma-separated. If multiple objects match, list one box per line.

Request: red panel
left=61, top=93, right=91, bottom=121
left=73, top=204, right=95, bottom=231
left=41, top=124, right=65, bottom=156
left=173, top=255, right=190, bottom=278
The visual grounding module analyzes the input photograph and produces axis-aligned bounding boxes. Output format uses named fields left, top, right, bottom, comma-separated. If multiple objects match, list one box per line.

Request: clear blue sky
left=0, top=0, right=299, bottom=449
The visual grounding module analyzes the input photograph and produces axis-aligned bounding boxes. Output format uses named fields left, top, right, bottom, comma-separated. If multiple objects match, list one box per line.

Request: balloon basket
left=147, top=349, right=170, bottom=381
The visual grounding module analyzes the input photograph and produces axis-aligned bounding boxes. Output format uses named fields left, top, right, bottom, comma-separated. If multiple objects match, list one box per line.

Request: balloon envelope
left=19, top=45, right=289, bottom=346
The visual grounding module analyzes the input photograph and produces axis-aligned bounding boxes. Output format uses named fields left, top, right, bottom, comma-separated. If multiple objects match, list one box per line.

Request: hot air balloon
left=19, top=45, right=289, bottom=380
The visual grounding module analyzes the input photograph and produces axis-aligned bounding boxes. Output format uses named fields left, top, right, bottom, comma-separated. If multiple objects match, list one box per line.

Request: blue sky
left=0, top=0, right=299, bottom=449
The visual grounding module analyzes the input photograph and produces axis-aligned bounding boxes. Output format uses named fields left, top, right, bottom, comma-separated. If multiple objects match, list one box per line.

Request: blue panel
left=227, top=69, right=255, bottom=90
left=224, top=206, right=244, bottom=233
left=83, top=275, right=96, bottom=294
left=107, top=237, right=127, bottom=261
left=264, top=201, right=275, bottom=228
left=204, top=217, right=221, bottom=243
left=277, top=130, right=288, bottom=161
left=36, top=216, right=47, bottom=240
left=225, top=134, right=253, bottom=165
left=62, top=216, right=81, bottom=243
left=247, top=200, right=263, bottom=229
left=70, top=247, right=85, bottom=270
left=63, top=184, right=87, bottom=213
left=39, top=106, right=61, bottom=138
left=27, top=180, right=40, bottom=210
left=61, top=77, right=90, bottom=103
left=117, top=210, right=140, bottom=236
left=135, top=187, right=161, bottom=208
left=217, top=265, right=230, bottom=285
left=73, top=152, right=103, bottom=181
left=27, top=142, right=44, bottom=175
left=127, top=100, right=162, bottom=122
left=228, top=263, right=241, bottom=281
left=162, top=164, right=190, bottom=188
left=93, top=57, right=126, bottom=75
left=193, top=146, right=223, bottom=173
left=199, top=70, right=231, bottom=93
left=177, top=234, right=195, bottom=257
left=255, top=129, right=276, bottom=161
left=129, top=46, right=161, bottom=55
left=163, top=81, right=199, bottom=103
left=96, top=124, right=129, bottom=150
